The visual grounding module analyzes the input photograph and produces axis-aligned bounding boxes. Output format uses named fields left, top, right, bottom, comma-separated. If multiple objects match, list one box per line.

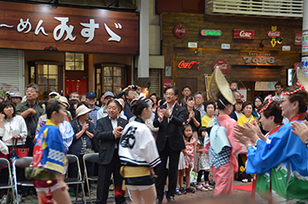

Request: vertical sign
left=302, top=30, right=308, bottom=56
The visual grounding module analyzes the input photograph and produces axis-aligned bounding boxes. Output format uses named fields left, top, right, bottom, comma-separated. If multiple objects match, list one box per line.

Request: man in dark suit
left=95, top=100, right=128, bottom=204
left=154, top=86, right=187, bottom=203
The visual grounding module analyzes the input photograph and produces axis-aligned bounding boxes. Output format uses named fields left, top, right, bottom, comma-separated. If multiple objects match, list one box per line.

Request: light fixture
left=277, top=37, right=283, bottom=44
left=194, top=50, right=200, bottom=55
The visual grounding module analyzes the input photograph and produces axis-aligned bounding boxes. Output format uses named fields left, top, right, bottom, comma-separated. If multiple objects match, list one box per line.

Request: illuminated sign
left=233, top=29, right=255, bottom=39
left=178, top=60, right=200, bottom=69
left=200, top=29, right=221, bottom=36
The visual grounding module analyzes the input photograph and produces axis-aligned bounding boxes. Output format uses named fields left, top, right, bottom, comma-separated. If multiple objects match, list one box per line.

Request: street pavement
left=1, top=180, right=252, bottom=204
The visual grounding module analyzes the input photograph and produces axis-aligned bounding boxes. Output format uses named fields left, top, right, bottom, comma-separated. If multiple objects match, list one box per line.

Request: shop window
left=28, top=61, right=63, bottom=100
left=95, top=64, right=125, bottom=95
left=65, top=52, right=84, bottom=71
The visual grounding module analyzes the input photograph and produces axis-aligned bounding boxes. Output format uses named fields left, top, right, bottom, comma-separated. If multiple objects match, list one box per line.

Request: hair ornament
left=54, top=94, right=68, bottom=108
left=259, top=95, right=273, bottom=114
left=282, top=81, right=305, bottom=96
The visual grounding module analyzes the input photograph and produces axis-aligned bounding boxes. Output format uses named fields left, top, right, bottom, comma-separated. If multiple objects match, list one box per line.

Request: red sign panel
left=0, top=2, right=139, bottom=54
left=173, top=24, right=187, bottom=39
left=267, top=30, right=281, bottom=38
left=295, top=31, right=302, bottom=45
left=178, top=60, right=200, bottom=69
left=233, top=29, right=255, bottom=39
left=163, top=80, right=173, bottom=89
left=212, top=58, right=229, bottom=75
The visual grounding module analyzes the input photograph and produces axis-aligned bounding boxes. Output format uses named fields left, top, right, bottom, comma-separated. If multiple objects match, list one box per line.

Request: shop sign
left=212, top=58, right=229, bottom=75
left=302, top=56, right=308, bottom=77
left=267, top=26, right=281, bottom=47
left=233, top=29, right=255, bottom=39
left=243, top=52, right=275, bottom=64
left=295, top=31, right=302, bottom=45
left=163, top=80, right=173, bottom=89
left=0, top=2, right=139, bottom=54
left=302, top=30, right=308, bottom=56
left=178, top=60, right=200, bottom=69
left=173, top=24, right=187, bottom=39
left=200, top=29, right=222, bottom=36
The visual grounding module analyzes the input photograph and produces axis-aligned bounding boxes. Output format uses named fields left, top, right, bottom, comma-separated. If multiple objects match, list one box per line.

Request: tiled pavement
left=1, top=180, right=252, bottom=204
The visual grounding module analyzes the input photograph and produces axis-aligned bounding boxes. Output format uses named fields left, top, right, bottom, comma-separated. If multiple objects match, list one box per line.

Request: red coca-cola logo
left=267, top=31, right=281, bottom=38
left=295, top=31, right=302, bottom=45
left=212, top=58, right=229, bottom=75
left=178, top=60, right=200, bottom=69
left=173, top=24, right=187, bottom=39
left=233, top=29, right=255, bottom=39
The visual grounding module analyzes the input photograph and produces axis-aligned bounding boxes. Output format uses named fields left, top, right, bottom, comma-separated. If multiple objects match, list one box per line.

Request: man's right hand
left=157, top=108, right=163, bottom=121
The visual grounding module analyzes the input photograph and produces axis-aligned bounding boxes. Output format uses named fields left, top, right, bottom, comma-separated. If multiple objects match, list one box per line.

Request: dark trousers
left=197, top=170, right=209, bottom=183
left=96, top=150, right=125, bottom=204
left=25, top=137, right=34, bottom=156
left=155, top=141, right=180, bottom=201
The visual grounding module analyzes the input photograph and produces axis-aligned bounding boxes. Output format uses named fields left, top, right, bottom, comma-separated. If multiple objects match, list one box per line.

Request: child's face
left=184, top=127, right=193, bottom=138
left=201, top=130, right=207, bottom=138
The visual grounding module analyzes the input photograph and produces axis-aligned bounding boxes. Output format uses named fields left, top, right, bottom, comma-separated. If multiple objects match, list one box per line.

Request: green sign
left=200, top=29, right=222, bottom=36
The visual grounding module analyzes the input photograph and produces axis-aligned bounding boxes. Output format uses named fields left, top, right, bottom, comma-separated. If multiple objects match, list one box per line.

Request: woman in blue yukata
left=234, top=68, right=308, bottom=203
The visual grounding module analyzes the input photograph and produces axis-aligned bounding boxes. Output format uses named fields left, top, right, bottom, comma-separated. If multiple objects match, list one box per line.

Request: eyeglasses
left=26, top=90, right=36, bottom=93
left=165, top=93, right=175, bottom=96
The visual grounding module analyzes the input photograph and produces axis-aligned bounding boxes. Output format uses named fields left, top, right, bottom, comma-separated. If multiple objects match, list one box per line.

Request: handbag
left=9, top=137, right=29, bottom=160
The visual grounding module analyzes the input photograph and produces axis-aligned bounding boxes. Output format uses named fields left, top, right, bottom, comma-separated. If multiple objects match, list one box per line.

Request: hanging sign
left=267, top=26, right=281, bottom=47
left=302, top=30, right=308, bottom=56
left=177, top=60, right=200, bottom=69
left=233, top=29, right=255, bottom=39
left=173, top=24, right=187, bottom=39
left=295, top=31, right=302, bottom=45
left=212, top=58, right=229, bottom=74
left=200, top=29, right=222, bottom=36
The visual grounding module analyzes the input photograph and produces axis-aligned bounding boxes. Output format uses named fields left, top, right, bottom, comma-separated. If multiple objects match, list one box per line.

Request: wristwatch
left=305, top=139, right=308, bottom=148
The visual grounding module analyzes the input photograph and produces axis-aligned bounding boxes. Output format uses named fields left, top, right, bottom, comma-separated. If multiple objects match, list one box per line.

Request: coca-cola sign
left=178, top=60, right=200, bottom=69
left=173, top=24, right=187, bottom=39
left=233, top=29, right=255, bottom=39
left=212, top=58, right=229, bottom=75
left=295, top=31, right=302, bottom=45
left=267, top=30, right=281, bottom=38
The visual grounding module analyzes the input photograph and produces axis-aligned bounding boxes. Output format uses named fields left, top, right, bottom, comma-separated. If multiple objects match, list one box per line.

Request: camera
left=132, top=86, right=137, bottom=90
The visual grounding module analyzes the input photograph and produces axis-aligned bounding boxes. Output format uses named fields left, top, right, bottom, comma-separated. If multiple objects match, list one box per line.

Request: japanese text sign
left=0, top=2, right=139, bottom=54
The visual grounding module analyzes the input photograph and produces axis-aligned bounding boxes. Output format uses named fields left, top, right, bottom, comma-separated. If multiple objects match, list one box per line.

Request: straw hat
left=209, top=68, right=236, bottom=105
left=297, top=68, right=308, bottom=92
left=59, top=96, right=70, bottom=109
left=76, top=105, right=92, bottom=117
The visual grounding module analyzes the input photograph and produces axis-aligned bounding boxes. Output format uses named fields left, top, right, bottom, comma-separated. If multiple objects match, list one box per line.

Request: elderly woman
left=119, top=97, right=161, bottom=204
left=237, top=101, right=256, bottom=126
left=95, top=100, right=128, bottom=204
left=235, top=83, right=308, bottom=202
left=69, top=104, right=95, bottom=196
left=234, top=96, right=283, bottom=202
left=201, top=100, right=215, bottom=127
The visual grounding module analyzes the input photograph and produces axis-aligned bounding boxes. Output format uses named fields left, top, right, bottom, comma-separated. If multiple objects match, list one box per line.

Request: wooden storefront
left=162, top=13, right=302, bottom=101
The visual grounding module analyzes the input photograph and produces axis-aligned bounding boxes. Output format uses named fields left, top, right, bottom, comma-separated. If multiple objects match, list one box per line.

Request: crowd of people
left=1, top=68, right=308, bottom=204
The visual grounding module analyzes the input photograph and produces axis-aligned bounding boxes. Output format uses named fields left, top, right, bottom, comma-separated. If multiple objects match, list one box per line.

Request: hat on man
left=49, top=91, right=59, bottom=96
left=11, top=91, right=22, bottom=98
left=103, top=91, right=114, bottom=99
left=209, top=68, right=236, bottom=105
left=86, top=92, right=96, bottom=98
left=59, top=96, right=70, bottom=109
left=76, top=105, right=92, bottom=117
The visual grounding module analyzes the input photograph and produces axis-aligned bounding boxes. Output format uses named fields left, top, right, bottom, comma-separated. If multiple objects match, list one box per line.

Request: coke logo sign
left=267, top=31, right=281, bottom=38
left=233, top=29, right=255, bottom=39
left=212, top=58, right=229, bottom=75
left=173, top=24, right=187, bottom=39
left=178, top=60, right=200, bottom=69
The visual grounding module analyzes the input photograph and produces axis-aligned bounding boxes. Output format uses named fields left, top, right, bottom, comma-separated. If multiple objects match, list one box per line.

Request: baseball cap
left=86, top=92, right=96, bottom=98
left=103, top=91, right=114, bottom=99
left=49, top=91, right=59, bottom=96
